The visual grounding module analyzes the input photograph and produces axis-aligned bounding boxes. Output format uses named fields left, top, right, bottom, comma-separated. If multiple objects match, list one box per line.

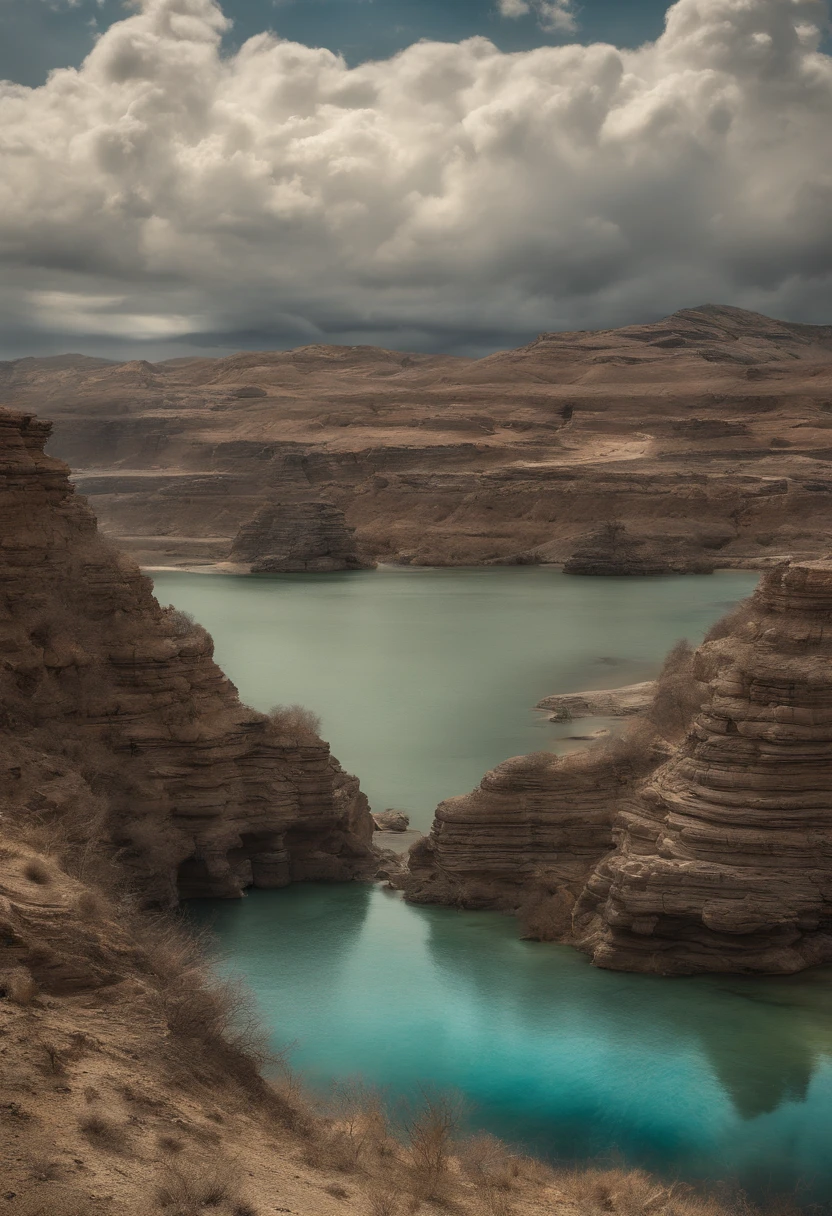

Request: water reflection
left=197, top=886, right=832, bottom=1205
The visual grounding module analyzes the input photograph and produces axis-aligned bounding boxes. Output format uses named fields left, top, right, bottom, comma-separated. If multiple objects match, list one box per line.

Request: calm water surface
left=151, top=568, right=832, bottom=1205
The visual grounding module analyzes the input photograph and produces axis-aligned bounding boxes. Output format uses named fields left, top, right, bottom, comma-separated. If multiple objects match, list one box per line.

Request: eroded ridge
left=576, top=560, right=832, bottom=974
left=0, top=408, right=375, bottom=906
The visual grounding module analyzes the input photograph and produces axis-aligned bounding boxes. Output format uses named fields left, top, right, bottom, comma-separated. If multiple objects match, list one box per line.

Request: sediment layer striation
left=406, top=560, right=832, bottom=974
left=576, top=560, right=832, bottom=974
left=4, top=305, right=832, bottom=570
left=0, top=407, right=375, bottom=907
left=229, top=498, right=373, bottom=572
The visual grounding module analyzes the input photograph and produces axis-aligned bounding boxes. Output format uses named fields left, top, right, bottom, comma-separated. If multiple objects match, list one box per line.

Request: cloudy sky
left=0, top=0, right=830, bottom=359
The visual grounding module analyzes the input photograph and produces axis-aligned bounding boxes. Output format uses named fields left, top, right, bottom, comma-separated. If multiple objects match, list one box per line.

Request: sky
left=0, top=0, right=830, bottom=359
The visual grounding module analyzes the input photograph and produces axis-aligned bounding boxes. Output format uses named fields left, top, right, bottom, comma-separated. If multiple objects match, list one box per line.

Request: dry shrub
left=704, top=599, right=757, bottom=643
left=26, top=1156, right=64, bottom=1182
left=368, top=1185, right=400, bottom=1216
left=154, top=1159, right=256, bottom=1215
left=518, top=887, right=574, bottom=942
left=267, top=703, right=322, bottom=741
left=0, top=966, right=38, bottom=1005
left=458, top=1134, right=519, bottom=1192
left=402, top=1089, right=465, bottom=1201
left=37, top=1039, right=66, bottom=1076
left=23, top=857, right=52, bottom=885
left=78, top=1108, right=130, bottom=1152
left=167, top=608, right=196, bottom=637
left=647, top=640, right=705, bottom=740
left=140, top=915, right=270, bottom=1088
left=560, top=1168, right=776, bottom=1216
left=158, top=1133, right=187, bottom=1154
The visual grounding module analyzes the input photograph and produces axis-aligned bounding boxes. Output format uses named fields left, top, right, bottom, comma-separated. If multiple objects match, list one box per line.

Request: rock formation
left=576, top=560, right=832, bottom=975
left=229, top=499, right=374, bottom=573
left=3, top=305, right=832, bottom=571
left=538, top=682, right=655, bottom=721
left=563, top=523, right=714, bottom=576
left=405, top=561, right=832, bottom=974
left=372, top=809, right=410, bottom=832
left=0, top=407, right=376, bottom=908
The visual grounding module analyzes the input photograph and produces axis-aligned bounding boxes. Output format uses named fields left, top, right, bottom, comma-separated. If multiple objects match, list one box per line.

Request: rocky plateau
left=3, top=304, right=832, bottom=571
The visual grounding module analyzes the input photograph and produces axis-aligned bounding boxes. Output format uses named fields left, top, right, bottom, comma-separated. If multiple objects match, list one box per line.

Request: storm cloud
left=0, top=0, right=830, bottom=356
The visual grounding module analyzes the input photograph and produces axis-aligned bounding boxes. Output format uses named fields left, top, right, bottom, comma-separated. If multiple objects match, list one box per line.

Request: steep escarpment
left=0, top=407, right=375, bottom=907
left=4, top=305, right=832, bottom=570
left=576, top=560, right=832, bottom=975
left=407, top=560, right=832, bottom=975
left=401, top=640, right=704, bottom=929
left=229, top=499, right=374, bottom=573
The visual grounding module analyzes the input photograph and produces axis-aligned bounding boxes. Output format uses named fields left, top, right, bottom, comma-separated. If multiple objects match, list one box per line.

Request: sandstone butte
left=0, top=404, right=758, bottom=1216
left=2, top=304, right=832, bottom=573
left=403, top=561, right=832, bottom=977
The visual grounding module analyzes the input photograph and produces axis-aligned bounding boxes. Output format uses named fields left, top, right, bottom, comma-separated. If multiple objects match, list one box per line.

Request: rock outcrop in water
left=229, top=499, right=374, bottom=573
left=0, top=407, right=376, bottom=907
left=406, top=561, right=832, bottom=974
left=576, top=560, right=832, bottom=974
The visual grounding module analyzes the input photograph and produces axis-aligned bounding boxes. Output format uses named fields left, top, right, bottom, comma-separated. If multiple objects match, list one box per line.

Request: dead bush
left=167, top=608, right=196, bottom=637
left=154, top=1159, right=256, bottom=1215
left=647, top=640, right=706, bottom=740
left=267, top=703, right=322, bottom=741
left=559, top=1168, right=772, bottom=1216
left=402, top=1089, right=465, bottom=1201
left=368, top=1185, right=400, bottom=1216
left=78, top=1108, right=130, bottom=1152
left=140, top=914, right=270, bottom=1087
left=23, top=857, right=52, bottom=885
left=458, top=1134, right=519, bottom=1192
left=0, top=967, right=38, bottom=1005
left=704, top=599, right=757, bottom=643
left=37, top=1039, right=66, bottom=1076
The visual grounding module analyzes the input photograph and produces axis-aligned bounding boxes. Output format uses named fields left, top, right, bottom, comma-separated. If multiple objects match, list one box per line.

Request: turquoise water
left=150, top=567, right=832, bottom=1204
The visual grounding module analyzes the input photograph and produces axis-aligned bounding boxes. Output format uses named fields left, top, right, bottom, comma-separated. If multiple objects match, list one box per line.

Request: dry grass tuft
left=78, top=1108, right=130, bottom=1152
left=23, top=857, right=52, bottom=885
left=154, top=1159, right=257, bottom=1215
left=368, top=1185, right=401, bottom=1216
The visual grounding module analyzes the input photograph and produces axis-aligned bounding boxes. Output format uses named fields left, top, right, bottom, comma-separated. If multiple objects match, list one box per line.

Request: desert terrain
left=2, top=305, right=832, bottom=572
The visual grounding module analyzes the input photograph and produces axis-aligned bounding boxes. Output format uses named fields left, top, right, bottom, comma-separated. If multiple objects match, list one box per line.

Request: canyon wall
left=0, top=407, right=376, bottom=908
left=406, top=567, right=832, bottom=974
left=4, top=305, right=832, bottom=571
left=576, top=560, right=832, bottom=975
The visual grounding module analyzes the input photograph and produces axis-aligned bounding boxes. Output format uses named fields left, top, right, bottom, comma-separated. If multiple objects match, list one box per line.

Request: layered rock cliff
left=229, top=499, right=374, bottom=573
left=576, top=560, right=832, bottom=975
left=405, top=561, right=832, bottom=974
left=4, top=305, right=832, bottom=571
left=0, top=407, right=375, bottom=907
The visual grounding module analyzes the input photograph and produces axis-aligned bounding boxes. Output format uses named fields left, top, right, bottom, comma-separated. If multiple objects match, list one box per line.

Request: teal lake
left=151, top=568, right=832, bottom=1205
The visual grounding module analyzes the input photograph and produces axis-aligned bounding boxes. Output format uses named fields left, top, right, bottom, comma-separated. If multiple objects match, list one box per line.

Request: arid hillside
left=3, top=305, right=832, bottom=570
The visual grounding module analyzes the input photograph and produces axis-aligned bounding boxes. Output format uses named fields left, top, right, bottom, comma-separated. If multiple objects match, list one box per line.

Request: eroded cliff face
left=576, top=561, right=832, bottom=975
left=406, top=560, right=832, bottom=974
left=4, top=305, right=832, bottom=571
left=229, top=499, right=374, bottom=572
left=0, top=408, right=375, bottom=907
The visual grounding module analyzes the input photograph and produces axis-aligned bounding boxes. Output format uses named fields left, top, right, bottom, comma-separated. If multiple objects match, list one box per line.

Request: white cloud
left=0, top=0, right=830, bottom=356
left=497, top=0, right=577, bottom=33
left=497, top=0, right=531, bottom=17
